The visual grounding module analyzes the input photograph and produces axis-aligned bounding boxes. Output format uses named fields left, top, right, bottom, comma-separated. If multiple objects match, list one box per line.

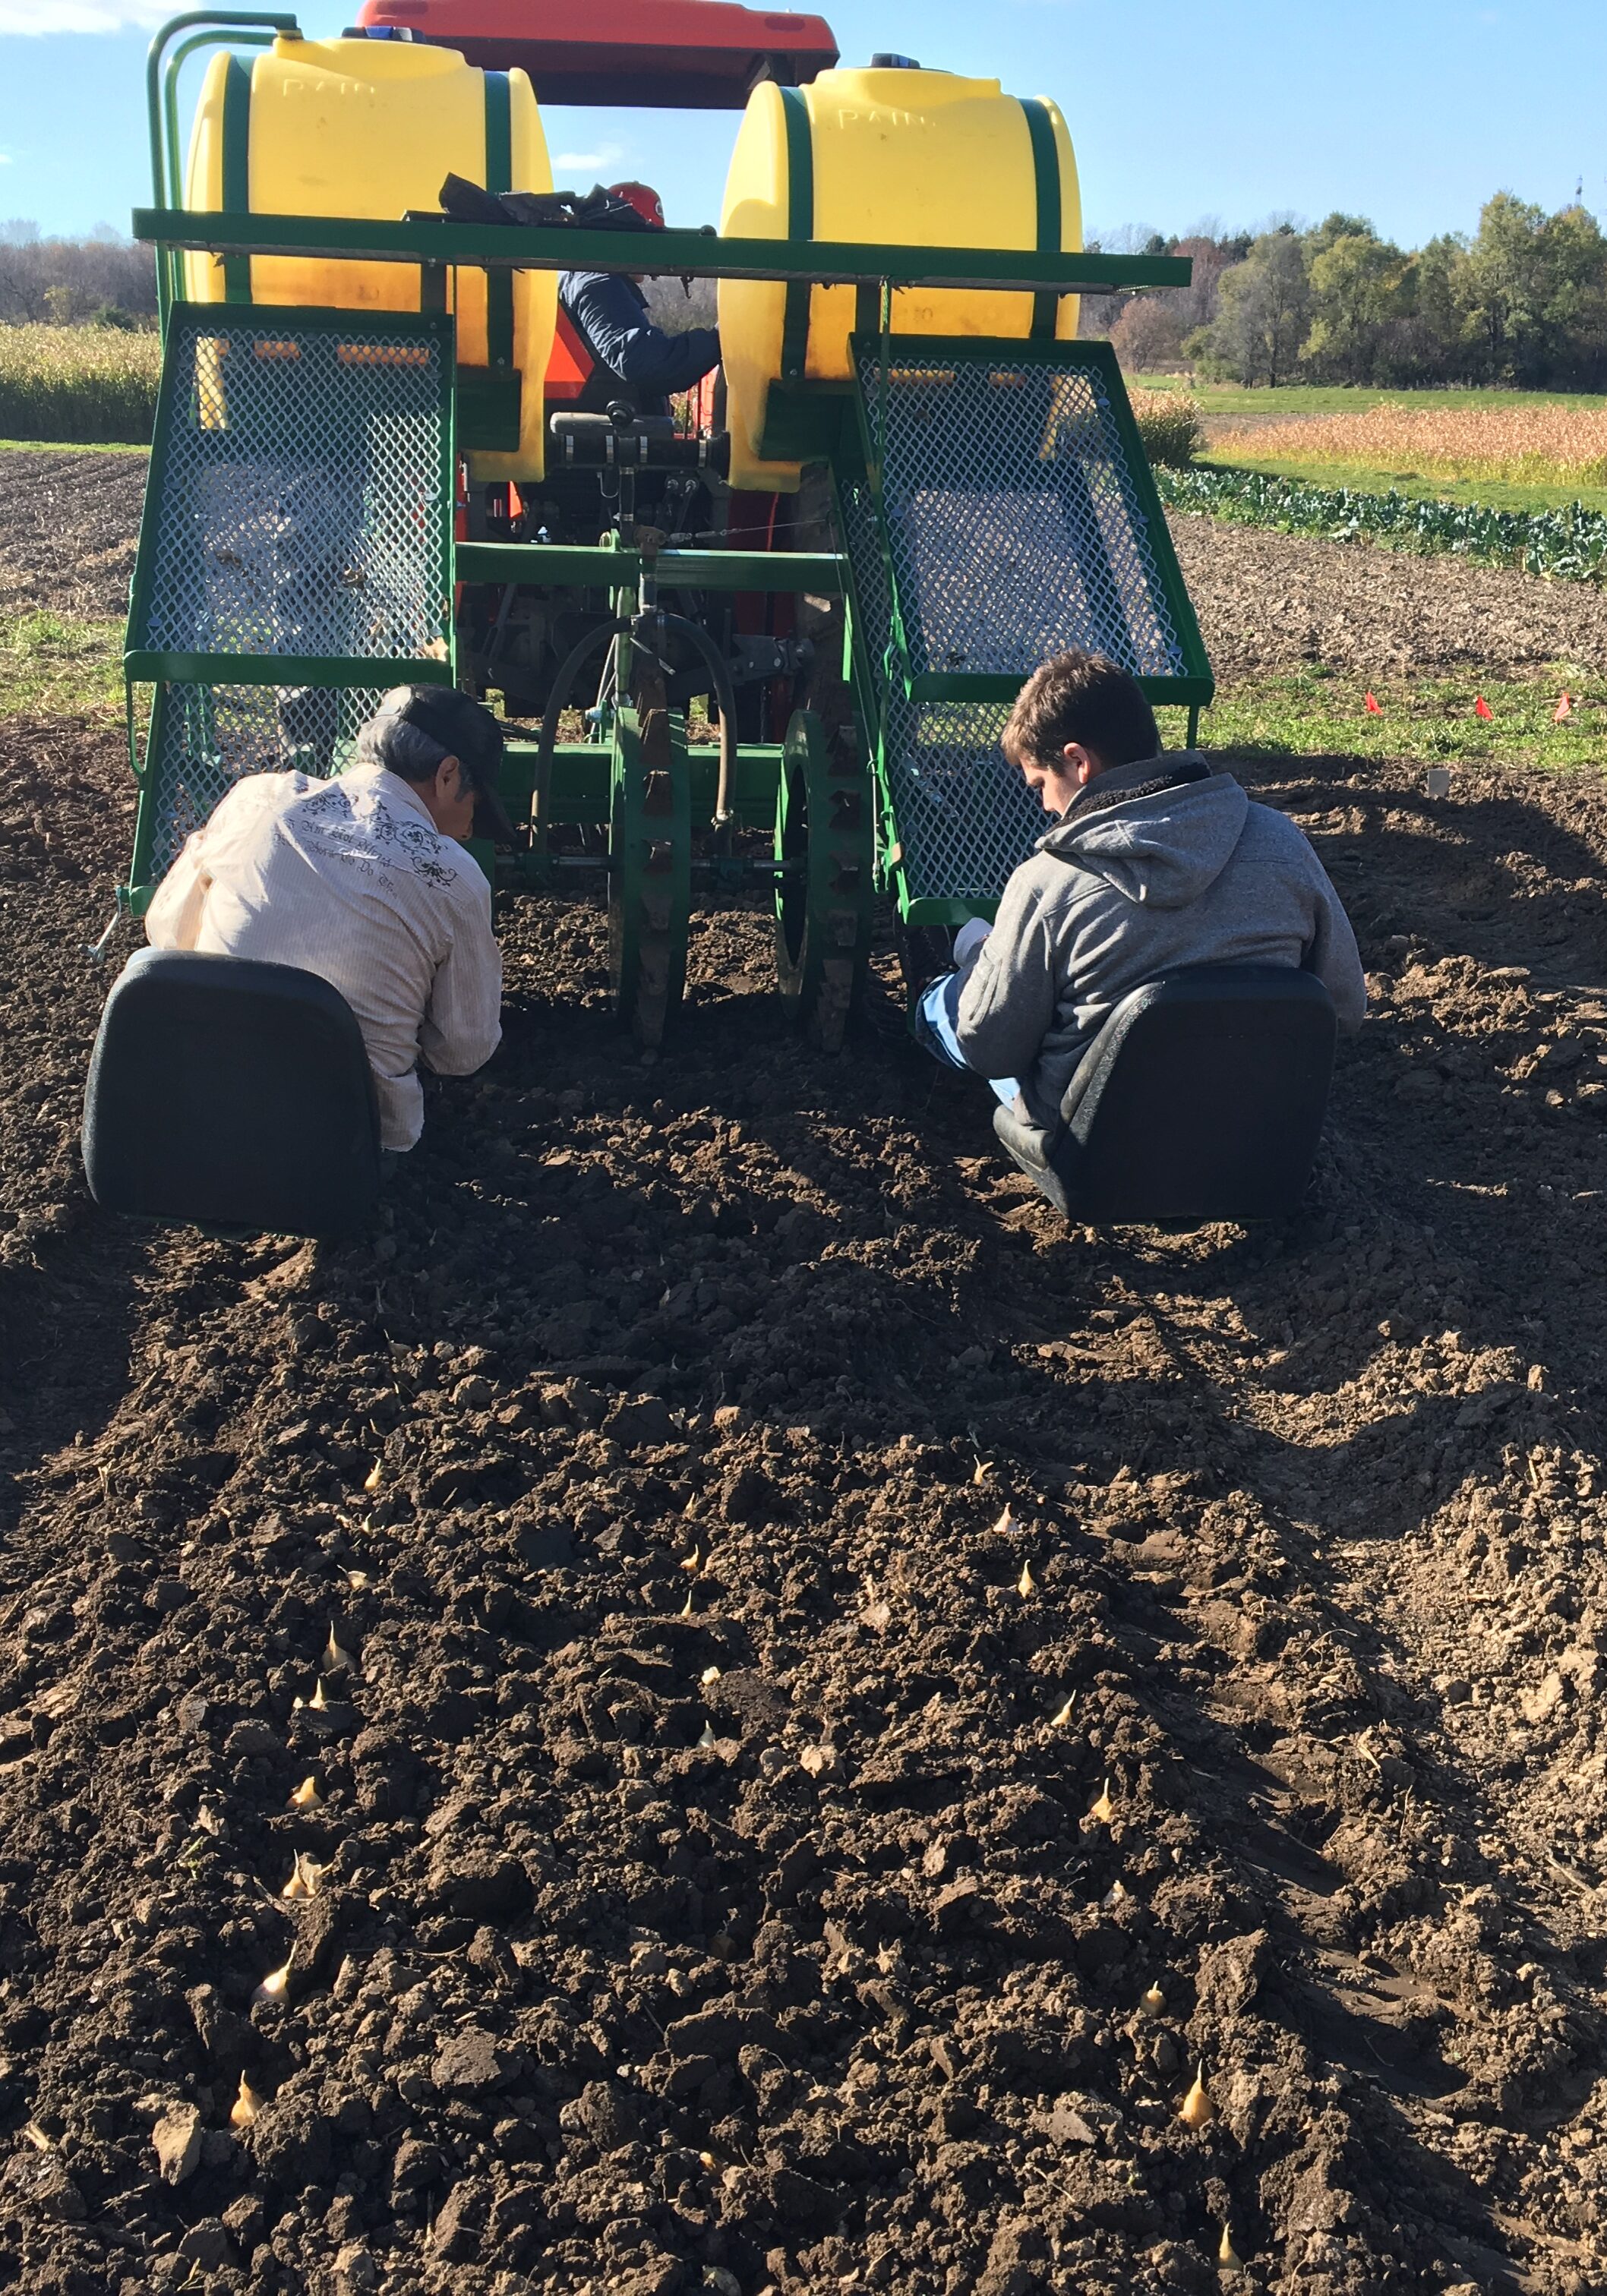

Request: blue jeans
left=914, top=971, right=1023, bottom=1108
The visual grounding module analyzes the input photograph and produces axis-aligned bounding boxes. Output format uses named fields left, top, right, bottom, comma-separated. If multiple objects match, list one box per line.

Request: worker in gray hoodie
left=914, top=650, right=1366, bottom=1145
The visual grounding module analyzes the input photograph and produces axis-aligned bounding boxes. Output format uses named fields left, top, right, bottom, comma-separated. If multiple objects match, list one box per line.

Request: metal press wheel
left=608, top=704, right=690, bottom=1051
left=774, top=709, right=873, bottom=1052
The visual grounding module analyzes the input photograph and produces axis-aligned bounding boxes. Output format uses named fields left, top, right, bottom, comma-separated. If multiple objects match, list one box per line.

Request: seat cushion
left=83, top=948, right=380, bottom=1238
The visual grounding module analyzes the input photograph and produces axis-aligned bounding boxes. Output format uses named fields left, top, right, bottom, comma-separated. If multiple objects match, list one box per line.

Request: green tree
left=1303, top=229, right=1409, bottom=383
left=1190, top=229, right=1311, bottom=386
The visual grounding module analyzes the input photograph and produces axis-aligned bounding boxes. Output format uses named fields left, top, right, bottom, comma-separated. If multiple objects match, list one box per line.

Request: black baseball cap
left=379, top=685, right=515, bottom=840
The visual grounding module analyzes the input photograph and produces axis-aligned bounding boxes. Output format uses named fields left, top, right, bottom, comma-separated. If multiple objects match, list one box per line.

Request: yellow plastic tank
left=718, top=66, right=1081, bottom=490
left=183, top=34, right=556, bottom=481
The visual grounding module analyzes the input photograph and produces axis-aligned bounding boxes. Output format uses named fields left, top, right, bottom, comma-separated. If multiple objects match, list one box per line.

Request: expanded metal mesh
left=857, top=348, right=1187, bottom=684
left=144, top=682, right=387, bottom=885
left=135, top=312, right=451, bottom=664
left=840, top=476, right=1046, bottom=903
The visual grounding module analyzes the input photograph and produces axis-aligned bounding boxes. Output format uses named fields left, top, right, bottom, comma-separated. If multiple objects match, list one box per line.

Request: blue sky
left=2, top=1, right=1605, bottom=250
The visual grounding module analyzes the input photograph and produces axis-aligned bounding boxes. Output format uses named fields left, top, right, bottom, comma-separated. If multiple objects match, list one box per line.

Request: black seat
left=993, top=965, right=1337, bottom=1225
left=83, top=948, right=381, bottom=1240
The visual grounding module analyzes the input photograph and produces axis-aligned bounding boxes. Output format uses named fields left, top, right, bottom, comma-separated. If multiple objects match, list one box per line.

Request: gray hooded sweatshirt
left=955, top=753, right=1366, bottom=1132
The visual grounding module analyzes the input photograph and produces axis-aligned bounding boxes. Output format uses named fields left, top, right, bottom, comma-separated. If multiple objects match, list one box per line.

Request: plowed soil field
left=5, top=468, right=1607, bottom=2296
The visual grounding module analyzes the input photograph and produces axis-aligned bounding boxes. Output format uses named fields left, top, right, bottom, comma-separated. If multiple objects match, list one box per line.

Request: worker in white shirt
left=144, top=686, right=507, bottom=1156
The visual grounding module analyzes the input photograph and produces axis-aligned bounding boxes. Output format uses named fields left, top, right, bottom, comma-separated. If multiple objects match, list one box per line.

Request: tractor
left=118, top=2, right=1211, bottom=1062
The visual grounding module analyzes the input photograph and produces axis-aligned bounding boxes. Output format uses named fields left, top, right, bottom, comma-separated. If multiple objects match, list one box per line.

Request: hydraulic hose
left=534, top=619, right=630, bottom=856
left=535, top=611, right=744, bottom=849
left=639, top=610, right=742, bottom=828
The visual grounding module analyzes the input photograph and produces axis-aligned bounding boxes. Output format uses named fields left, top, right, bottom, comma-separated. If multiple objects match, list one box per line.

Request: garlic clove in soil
left=282, top=1850, right=326, bottom=1900
left=972, top=1459, right=991, bottom=1485
left=1141, top=1982, right=1166, bottom=2016
left=1088, top=1777, right=1116, bottom=1824
left=231, top=2074, right=262, bottom=2130
left=680, top=1546, right=702, bottom=1573
left=253, top=1950, right=294, bottom=2004
left=287, top=1776, right=322, bottom=1811
left=991, top=1505, right=1015, bottom=1536
left=1017, top=1558, right=1035, bottom=1596
left=363, top=1462, right=384, bottom=1494
left=324, top=1626, right=355, bottom=1673
left=697, top=1722, right=717, bottom=1749
left=1218, top=2221, right=1245, bottom=2269
left=1179, top=2063, right=1215, bottom=2128
left=1051, top=1695, right=1075, bottom=1726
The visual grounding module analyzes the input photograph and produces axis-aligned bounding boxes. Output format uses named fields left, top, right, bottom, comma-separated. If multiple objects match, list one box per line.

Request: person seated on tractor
left=913, top=649, right=1366, bottom=1136
left=144, top=686, right=507, bottom=1159
left=560, top=181, right=721, bottom=418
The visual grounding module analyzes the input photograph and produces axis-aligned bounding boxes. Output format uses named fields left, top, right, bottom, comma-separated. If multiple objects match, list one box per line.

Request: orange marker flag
left=1364, top=692, right=1381, bottom=714
left=1474, top=695, right=1493, bottom=720
left=1555, top=692, right=1574, bottom=722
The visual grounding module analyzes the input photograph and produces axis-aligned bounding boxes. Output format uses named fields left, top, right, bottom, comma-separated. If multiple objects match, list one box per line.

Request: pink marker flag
left=1364, top=692, right=1381, bottom=714
left=1555, top=692, right=1574, bottom=722
left=1474, top=695, right=1493, bottom=721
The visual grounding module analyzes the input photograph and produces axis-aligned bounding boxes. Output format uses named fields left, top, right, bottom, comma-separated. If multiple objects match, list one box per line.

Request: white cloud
left=552, top=144, right=626, bottom=177
left=0, top=2, right=169, bottom=30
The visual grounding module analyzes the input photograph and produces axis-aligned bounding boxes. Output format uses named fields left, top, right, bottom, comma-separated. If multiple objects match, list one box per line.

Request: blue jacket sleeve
left=561, top=271, right=720, bottom=394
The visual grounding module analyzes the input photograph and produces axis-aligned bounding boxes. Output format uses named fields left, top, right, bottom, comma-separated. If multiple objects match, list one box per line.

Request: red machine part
left=353, top=0, right=838, bottom=107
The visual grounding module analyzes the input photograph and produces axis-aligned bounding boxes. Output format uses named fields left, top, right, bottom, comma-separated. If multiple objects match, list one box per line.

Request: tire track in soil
left=5, top=703, right=1607, bottom=2294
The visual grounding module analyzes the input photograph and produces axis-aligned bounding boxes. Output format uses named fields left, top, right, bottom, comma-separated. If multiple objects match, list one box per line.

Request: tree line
left=1084, top=196, right=1607, bottom=391
left=0, top=222, right=158, bottom=326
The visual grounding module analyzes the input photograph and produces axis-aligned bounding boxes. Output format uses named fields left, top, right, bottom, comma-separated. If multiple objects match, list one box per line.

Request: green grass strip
left=1155, top=461, right=1607, bottom=585
left=0, top=611, right=125, bottom=718
left=1158, top=667, right=1606, bottom=772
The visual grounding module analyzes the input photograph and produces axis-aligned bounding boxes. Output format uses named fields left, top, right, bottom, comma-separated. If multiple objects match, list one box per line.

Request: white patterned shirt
left=145, top=763, right=502, bottom=1151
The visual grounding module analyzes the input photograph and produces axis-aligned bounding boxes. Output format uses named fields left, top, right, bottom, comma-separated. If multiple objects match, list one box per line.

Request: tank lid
left=353, top=0, right=840, bottom=106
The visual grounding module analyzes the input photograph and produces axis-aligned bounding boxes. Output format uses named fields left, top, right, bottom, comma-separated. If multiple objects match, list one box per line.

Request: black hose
left=643, top=610, right=742, bottom=827
left=534, top=619, right=630, bottom=855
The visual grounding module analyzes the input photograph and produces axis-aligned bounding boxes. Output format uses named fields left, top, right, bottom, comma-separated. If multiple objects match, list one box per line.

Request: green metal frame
left=131, top=207, right=1195, bottom=297
left=773, top=710, right=873, bottom=1049
left=125, top=301, right=458, bottom=690
left=122, top=301, right=457, bottom=913
left=507, top=739, right=784, bottom=837
left=845, top=330, right=1214, bottom=710
left=609, top=705, right=691, bottom=1045
left=147, top=14, right=299, bottom=323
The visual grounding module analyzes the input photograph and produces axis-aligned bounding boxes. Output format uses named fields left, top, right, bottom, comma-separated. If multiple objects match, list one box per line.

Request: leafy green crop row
left=1153, top=460, right=1607, bottom=585
left=0, top=324, right=159, bottom=445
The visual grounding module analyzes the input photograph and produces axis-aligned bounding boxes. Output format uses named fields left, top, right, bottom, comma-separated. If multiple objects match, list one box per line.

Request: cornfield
left=0, top=323, right=159, bottom=445
left=1230, top=401, right=1607, bottom=487
left=1154, top=462, right=1607, bottom=585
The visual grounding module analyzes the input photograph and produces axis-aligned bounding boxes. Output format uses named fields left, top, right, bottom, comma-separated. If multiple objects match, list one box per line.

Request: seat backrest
left=1052, top=964, right=1337, bottom=1224
left=83, top=948, right=380, bottom=1239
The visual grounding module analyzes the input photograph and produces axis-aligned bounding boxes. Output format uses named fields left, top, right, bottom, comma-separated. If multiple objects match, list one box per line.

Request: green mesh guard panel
left=144, top=682, right=390, bottom=886
left=131, top=309, right=452, bottom=665
left=856, top=345, right=1189, bottom=687
left=838, top=476, right=1045, bottom=906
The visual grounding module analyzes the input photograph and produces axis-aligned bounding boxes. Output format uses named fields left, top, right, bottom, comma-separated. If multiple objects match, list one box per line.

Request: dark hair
left=358, top=686, right=513, bottom=837
left=1002, top=651, right=1160, bottom=772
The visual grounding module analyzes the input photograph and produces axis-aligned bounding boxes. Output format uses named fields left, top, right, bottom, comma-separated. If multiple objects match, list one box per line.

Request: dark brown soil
left=1169, top=512, right=1607, bottom=682
left=8, top=694, right=1607, bottom=2296
left=0, top=450, right=150, bottom=622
